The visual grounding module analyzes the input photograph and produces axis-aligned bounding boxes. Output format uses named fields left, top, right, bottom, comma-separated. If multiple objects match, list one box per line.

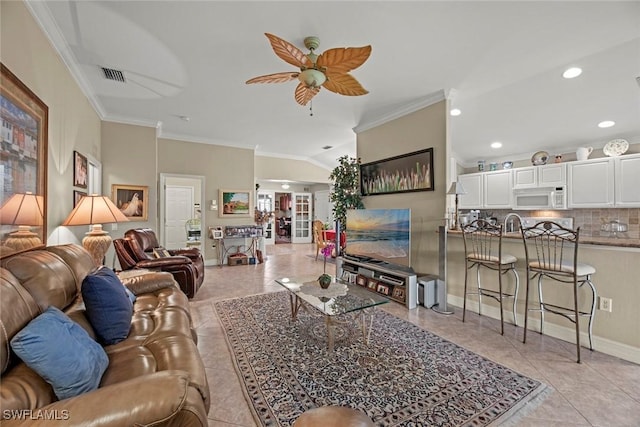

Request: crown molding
left=353, top=90, right=446, bottom=134
left=25, top=2, right=106, bottom=119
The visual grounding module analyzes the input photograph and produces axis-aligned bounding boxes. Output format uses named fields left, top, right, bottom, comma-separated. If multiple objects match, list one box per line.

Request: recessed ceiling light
left=490, top=141, right=502, bottom=149
left=450, top=108, right=461, bottom=116
left=562, top=67, right=582, bottom=79
left=598, top=120, right=615, bottom=128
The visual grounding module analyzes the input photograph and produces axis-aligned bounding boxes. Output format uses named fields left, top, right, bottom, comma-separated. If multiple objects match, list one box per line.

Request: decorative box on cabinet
left=337, top=257, right=418, bottom=309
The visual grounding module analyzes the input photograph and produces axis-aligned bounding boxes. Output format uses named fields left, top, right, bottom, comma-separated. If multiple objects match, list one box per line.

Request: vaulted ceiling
left=28, top=1, right=640, bottom=170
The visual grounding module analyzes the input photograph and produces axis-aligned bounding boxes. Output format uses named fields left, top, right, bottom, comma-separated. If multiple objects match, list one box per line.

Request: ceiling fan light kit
left=246, top=33, right=371, bottom=107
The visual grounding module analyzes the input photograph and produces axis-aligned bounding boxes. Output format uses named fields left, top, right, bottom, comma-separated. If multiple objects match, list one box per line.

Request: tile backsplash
left=464, top=208, right=640, bottom=238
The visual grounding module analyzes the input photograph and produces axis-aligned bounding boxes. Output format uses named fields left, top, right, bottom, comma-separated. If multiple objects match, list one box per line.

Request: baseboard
left=447, top=294, right=640, bottom=365
left=204, top=258, right=219, bottom=267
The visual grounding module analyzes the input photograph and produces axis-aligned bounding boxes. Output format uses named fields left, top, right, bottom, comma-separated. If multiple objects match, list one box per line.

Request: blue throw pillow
left=82, top=267, right=133, bottom=345
left=10, top=306, right=109, bottom=400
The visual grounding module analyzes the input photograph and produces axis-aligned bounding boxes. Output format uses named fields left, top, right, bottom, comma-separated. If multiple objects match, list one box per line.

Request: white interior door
left=165, top=185, right=193, bottom=248
left=314, top=190, right=333, bottom=226
left=291, top=192, right=312, bottom=244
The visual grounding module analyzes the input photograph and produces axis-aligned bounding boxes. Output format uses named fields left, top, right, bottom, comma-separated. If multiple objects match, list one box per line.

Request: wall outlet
left=598, top=297, right=613, bottom=312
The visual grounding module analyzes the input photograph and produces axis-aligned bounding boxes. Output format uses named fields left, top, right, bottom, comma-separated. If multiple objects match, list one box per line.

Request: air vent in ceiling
left=322, top=145, right=333, bottom=150
left=101, top=67, right=126, bottom=83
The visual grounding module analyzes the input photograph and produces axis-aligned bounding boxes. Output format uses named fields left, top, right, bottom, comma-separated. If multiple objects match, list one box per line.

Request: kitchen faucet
left=503, top=212, right=523, bottom=233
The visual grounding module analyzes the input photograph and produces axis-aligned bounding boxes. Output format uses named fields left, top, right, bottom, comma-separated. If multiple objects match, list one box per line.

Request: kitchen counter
left=445, top=229, right=640, bottom=249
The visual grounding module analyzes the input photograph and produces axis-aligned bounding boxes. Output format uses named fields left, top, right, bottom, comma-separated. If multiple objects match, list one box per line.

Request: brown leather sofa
left=1, top=244, right=210, bottom=426
left=114, top=228, right=204, bottom=298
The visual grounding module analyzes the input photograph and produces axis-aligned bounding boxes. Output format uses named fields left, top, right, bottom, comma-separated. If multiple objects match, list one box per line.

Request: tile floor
left=190, top=243, right=640, bottom=427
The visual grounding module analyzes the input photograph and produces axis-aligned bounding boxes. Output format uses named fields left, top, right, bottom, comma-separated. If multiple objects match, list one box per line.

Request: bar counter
left=446, top=229, right=640, bottom=249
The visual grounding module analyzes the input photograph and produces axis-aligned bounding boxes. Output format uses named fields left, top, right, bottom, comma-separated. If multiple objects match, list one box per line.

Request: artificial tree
left=329, top=156, right=364, bottom=255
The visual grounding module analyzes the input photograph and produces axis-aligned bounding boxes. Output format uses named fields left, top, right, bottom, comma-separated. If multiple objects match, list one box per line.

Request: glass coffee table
left=275, top=276, right=389, bottom=351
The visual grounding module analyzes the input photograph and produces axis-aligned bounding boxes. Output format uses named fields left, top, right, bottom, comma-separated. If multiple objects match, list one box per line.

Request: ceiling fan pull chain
left=309, top=100, right=313, bottom=117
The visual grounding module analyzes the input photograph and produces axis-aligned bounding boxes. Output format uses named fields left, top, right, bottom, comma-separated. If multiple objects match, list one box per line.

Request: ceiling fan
left=246, top=33, right=371, bottom=106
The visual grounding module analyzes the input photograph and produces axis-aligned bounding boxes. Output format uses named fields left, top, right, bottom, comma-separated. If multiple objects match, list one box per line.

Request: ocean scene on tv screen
left=346, top=209, right=410, bottom=266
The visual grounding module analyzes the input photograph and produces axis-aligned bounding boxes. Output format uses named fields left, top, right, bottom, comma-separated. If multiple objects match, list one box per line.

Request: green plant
left=329, top=155, right=364, bottom=229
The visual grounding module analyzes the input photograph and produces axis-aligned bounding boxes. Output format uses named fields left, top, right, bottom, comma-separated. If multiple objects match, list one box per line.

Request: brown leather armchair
left=114, top=228, right=204, bottom=298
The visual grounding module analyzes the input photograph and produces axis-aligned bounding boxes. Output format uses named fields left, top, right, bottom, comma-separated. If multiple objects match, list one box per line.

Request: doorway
left=274, top=192, right=291, bottom=244
left=159, top=173, right=205, bottom=251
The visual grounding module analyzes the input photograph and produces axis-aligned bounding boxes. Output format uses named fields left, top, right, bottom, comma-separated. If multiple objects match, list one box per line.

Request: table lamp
left=62, top=194, right=129, bottom=266
left=0, top=192, right=45, bottom=251
left=446, top=181, right=466, bottom=230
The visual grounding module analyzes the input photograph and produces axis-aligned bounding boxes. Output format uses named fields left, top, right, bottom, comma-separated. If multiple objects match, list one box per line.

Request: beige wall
left=1, top=1, right=102, bottom=246
left=157, top=138, right=254, bottom=261
left=101, top=122, right=158, bottom=226
left=356, top=101, right=447, bottom=276
left=255, top=156, right=330, bottom=183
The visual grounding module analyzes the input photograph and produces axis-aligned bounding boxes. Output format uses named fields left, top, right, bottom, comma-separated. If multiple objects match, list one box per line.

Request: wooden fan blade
left=294, top=82, right=320, bottom=106
left=322, top=73, right=368, bottom=96
left=316, top=46, right=371, bottom=75
left=265, top=33, right=312, bottom=69
left=246, top=72, right=299, bottom=84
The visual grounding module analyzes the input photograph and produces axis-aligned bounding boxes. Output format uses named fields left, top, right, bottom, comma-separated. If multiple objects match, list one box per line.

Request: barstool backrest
left=520, top=221, right=579, bottom=277
left=461, top=219, right=503, bottom=263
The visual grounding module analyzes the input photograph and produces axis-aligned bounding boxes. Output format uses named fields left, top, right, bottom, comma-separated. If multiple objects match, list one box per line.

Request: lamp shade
left=62, top=195, right=128, bottom=226
left=446, top=181, right=467, bottom=195
left=0, top=192, right=44, bottom=226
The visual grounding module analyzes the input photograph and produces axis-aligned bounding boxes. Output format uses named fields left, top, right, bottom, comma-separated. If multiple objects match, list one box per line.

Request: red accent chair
left=114, top=228, right=204, bottom=298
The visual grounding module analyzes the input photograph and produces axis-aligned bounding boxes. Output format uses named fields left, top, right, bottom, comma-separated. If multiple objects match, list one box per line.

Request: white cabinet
left=458, top=170, right=511, bottom=209
left=458, top=173, right=483, bottom=209
left=484, top=170, right=513, bottom=209
left=539, top=164, right=566, bottom=187
left=614, top=153, right=640, bottom=207
left=513, top=164, right=566, bottom=189
left=568, top=158, right=615, bottom=208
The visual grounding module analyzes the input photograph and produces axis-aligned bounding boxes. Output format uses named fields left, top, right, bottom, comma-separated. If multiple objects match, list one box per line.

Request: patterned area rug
left=214, top=292, right=548, bottom=427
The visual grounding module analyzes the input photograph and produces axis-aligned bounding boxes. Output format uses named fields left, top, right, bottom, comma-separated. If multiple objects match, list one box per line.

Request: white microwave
left=513, top=187, right=566, bottom=210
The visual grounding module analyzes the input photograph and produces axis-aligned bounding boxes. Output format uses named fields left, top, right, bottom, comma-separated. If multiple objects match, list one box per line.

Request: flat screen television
left=345, top=208, right=411, bottom=268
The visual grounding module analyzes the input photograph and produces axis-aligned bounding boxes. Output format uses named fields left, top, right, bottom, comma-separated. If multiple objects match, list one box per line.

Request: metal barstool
left=520, top=220, right=597, bottom=363
left=462, top=219, right=520, bottom=335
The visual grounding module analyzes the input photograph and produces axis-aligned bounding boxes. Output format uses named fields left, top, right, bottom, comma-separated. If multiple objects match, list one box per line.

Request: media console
left=336, top=256, right=418, bottom=309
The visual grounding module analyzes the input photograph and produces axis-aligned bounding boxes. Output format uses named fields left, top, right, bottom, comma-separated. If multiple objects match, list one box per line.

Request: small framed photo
left=73, top=190, right=86, bottom=207
left=377, top=283, right=390, bottom=295
left=73, top=151, right=88, bottom=188
left=219, top=189, right=252, bottom=218
left=392, top=287, right=406, bottom=301
left=209, top=227, right=224, bottom=239
left=112, top=184, right=149, bottom=221
left=356, top=275, right=368, bottom=287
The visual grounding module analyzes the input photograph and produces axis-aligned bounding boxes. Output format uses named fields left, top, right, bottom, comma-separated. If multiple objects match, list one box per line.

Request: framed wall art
left=0, top=63, right=48, bottom=249
left=360, top=148, right=434, bottom=196
left=219, top=189, right=252, bottom=218
left=73, top=151, right=88, bottom=188
left=73, top=190, right=87, bottom=207
left=111, top=184, right=149, bottom=221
